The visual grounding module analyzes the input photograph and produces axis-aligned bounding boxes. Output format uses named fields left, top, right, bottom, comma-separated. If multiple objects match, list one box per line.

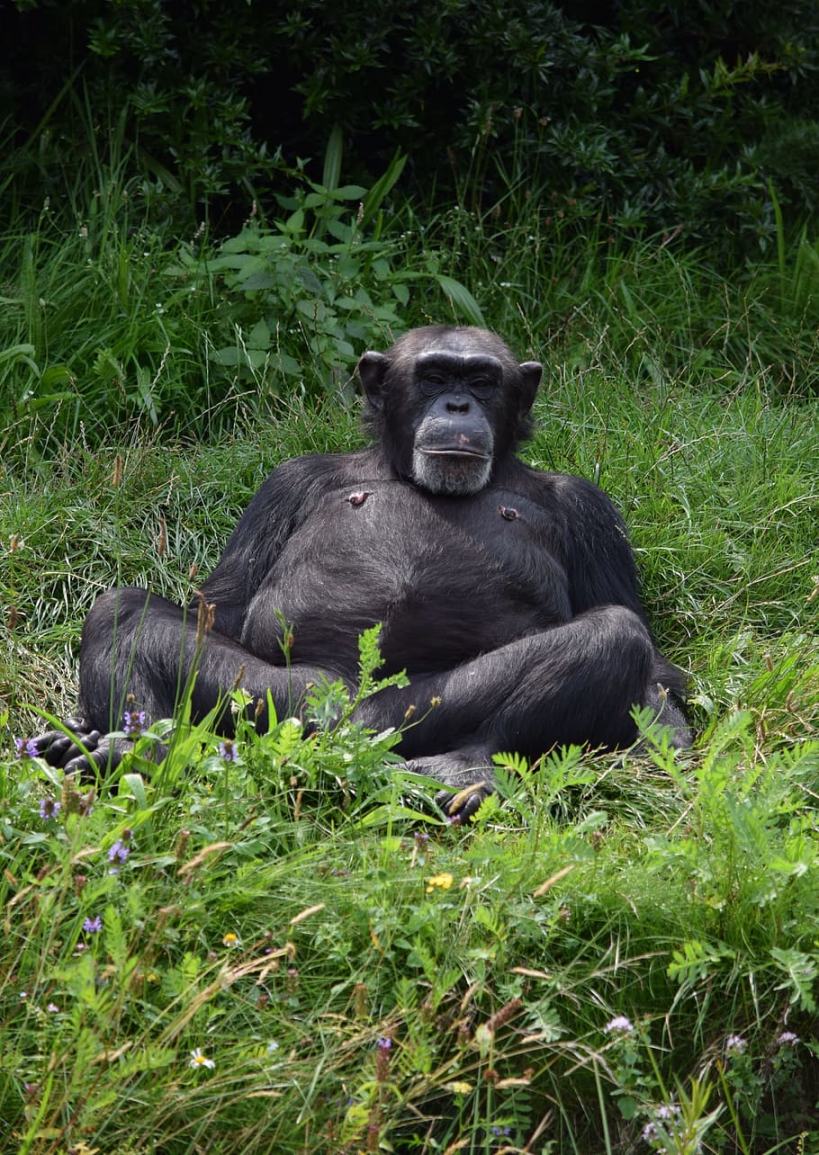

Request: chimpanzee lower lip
left=419, top=448, right=490, bottom=459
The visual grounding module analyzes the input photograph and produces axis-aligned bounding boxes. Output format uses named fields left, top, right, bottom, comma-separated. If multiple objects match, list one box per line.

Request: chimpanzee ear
left=357, top=352, right=389, bottom=411
left=518, top=361, right=542, bottom=415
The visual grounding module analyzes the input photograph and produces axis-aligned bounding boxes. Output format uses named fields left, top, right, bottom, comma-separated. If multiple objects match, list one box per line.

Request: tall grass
left=0, top=173, right=817, bottom=1152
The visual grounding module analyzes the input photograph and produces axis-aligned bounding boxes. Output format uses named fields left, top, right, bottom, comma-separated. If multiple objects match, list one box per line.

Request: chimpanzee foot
left=33, top=718, right=102, bottom=768
left=638, top=686, right=693, bottom=751
left=405, top=746, right=495, bottom=822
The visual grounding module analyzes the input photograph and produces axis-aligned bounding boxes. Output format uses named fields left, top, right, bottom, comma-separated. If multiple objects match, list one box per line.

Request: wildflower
left=425, top=872, right=454, bottom=893
left=445, top=1080, right=473, bottom=1094
left=38, top=797, right=61, bottom=820
left=108, top=840, right=130, bottom=865
left=266, top=1040, right=280, bottom=1054
left=491, top=1125, right=512, bottom=1136
left=83, top=915, right=103, bottom=934
left=656, top=1104, right=681, bottom=1121
left=189, top=1048, right=215, bottom=1070
left=725, top=1034, right=747, bottom=1055
left=19, top=991, right=28, bottom=1001
left=222, top=932, right=240, bottom=948
left=777, top=1031, right=799, bottom=1047
left=375, top=1035, right=392, bottom=1082
left=604, top=1015, right=634, bottom=1034
left=123, top=709, right=147, bottom=735
left=15, top=737, right=39, bottom=759
left=46, top=1003, right=60, bottom=1013
left=218, top=739, right=238, bottom=762
left=642, top=1121, right=659, bottom=1142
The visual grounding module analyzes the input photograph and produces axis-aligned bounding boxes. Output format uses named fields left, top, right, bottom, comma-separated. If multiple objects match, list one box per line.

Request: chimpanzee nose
left=446, top=398, right=470, bottom=413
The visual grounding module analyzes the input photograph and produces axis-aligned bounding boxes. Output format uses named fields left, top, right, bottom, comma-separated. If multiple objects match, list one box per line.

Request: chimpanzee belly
left=241, top=482, right=572, bottom=675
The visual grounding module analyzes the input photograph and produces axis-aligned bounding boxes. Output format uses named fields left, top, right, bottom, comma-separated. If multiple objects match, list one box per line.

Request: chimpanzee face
left=408, top=350, right=503, bottom=494
left=358, top=326, right=542, bottom=496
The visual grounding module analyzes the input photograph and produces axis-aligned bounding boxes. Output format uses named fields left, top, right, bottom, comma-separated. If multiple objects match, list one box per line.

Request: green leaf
left=322, top=125, right=344, bottom=193
left=433, top=274, right=486, bottom=327
left=361, top=151, right=407, bottom=228
left=248, top=319, right=271, bottom=349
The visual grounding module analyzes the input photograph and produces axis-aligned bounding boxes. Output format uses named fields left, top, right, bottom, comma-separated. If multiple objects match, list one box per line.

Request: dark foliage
left=4, top=0, right=819, bottom=245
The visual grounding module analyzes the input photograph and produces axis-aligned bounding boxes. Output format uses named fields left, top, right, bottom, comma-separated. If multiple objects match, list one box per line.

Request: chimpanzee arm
left=551, top=474, right=689, bottom=718
left=33, top=454, right=347, bottom=772
left=200, top=453, right=345, bottom=638
left=551, top=474, right=648, bottom=621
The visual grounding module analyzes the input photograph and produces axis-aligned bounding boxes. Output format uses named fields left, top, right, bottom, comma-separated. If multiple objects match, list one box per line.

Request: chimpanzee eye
left=419, top=372, right=447, bottom=395
left=470, top=378, right=495, bottom=399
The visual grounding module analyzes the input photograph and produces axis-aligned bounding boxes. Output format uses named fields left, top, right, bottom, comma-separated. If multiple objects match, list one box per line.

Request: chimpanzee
left=36, top=325, right=690, bottom=818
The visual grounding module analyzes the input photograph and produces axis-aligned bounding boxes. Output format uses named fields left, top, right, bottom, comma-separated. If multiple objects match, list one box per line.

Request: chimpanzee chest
left=242, top=482, right=572, bottom=675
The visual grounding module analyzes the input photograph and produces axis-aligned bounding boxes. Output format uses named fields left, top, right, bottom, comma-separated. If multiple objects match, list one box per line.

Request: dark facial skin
left=358, top=327, right=542, bottom=495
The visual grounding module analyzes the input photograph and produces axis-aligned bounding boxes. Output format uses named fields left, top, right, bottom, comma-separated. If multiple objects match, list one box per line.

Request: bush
left=5, top=0, right=819, bottom=248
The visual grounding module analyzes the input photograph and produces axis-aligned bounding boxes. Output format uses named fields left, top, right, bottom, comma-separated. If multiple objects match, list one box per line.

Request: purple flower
left=46, top=1003, right=59, bottom=1013
left=604, top=1015, right=634, bottom=1034
left=123, top=710, right=147, bottom=735
left=83, top=915, right=103, bottom=934
left=218, top=739, right=238, bottom=762
left=15, top=737, right=39, bottom=759
left=642, top=1121, right=659, bottom=1142
left=656, top=1104, right=681, bottom=1121
left=108, top=839, right=130, bottom=864
left=725, top=1034, right=747, bottom=1055
left=376, top=1036, right=392, bottom=1051
left=777, top=1030, right=799, bottom=1047
left=38, top=797, right=61, bottom=820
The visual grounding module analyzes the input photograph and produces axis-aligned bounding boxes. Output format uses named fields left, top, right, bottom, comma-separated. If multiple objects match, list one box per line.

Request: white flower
left=604, top=1015, right=634, bottom=1034
left=189, top=1048, right=215, bottom=1070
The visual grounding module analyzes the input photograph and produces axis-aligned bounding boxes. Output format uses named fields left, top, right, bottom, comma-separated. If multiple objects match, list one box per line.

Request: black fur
left=36, top=326, right=690, bottom=818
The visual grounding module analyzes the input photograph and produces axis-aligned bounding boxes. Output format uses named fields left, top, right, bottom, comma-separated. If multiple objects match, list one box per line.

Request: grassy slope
left=0, top=205, right=817, bottom=1153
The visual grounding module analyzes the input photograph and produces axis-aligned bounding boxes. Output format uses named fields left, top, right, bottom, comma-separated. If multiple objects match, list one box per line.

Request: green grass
left=0, top=186, right=817, bottom=1153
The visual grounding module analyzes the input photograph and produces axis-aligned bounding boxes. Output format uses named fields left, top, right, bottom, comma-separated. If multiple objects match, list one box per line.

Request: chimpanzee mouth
left=418, top=447, right=491, bottom=459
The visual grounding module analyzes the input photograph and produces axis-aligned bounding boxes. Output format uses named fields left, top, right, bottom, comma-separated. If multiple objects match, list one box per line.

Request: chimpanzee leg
left=37, top=587, right=331, bottom=772
left=356, top=605, right=686, bottom=814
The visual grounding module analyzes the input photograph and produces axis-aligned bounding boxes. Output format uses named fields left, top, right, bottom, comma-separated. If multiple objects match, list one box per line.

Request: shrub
left=5, top=0, right=819, bottom=248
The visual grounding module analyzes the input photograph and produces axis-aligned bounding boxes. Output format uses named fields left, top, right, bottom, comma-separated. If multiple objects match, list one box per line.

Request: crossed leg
left=355, top=603, right=689, bottom=816
left=37, top=592, right=689, bottom=818
left=35, top=588, right=333, bottom=773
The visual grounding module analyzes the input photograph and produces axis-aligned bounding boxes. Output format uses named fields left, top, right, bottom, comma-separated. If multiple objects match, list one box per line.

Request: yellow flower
left=222, top=932, right=240, bottom=948
left=445, top=1080, right=473, bottom=1094
left=425, top=872, right=454, bottom=893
